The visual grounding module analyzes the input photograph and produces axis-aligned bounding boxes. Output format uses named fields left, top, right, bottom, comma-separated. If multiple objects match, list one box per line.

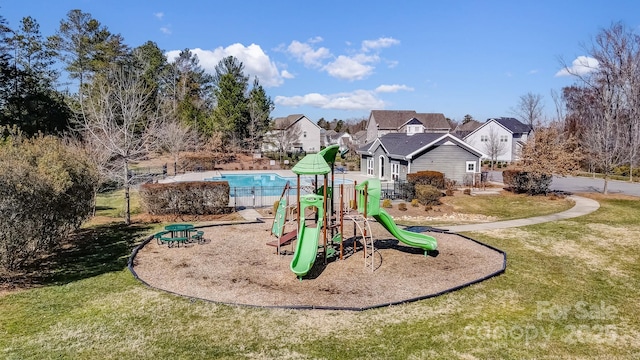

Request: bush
left=139, top=181, right=231, bottom=215
left=407, top=170, right=445, bottom=189
left=415, top=184, right=443, bottom=205
left=382, top=199, right=393, bottom=208
left=502, top=169, right=552, bottom=195
left=463, top=188, right=471, bottom=195
left=411, top=199, right=420, bottom=207
left=398, top=203, right=407, bottom=211
left=181, top=154, right=236, bottom=172
left=0, top=130, right=98, bottom=270
left=445, top=189, right=454, bottom=196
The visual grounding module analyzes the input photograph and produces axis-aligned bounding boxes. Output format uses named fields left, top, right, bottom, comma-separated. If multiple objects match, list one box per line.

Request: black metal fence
left=227, top=181, right=418, bottom=209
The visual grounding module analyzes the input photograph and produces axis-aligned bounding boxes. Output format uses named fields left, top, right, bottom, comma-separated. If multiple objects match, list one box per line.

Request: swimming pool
left=205, top=173, right=352, bottom=189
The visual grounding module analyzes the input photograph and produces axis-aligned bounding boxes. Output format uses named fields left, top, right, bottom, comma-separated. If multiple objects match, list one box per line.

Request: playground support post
left=339, top=184, right=344, bottom=260
left=363, top=183, right=368, bottom=259
left=323, top=174, right=328, bottom=264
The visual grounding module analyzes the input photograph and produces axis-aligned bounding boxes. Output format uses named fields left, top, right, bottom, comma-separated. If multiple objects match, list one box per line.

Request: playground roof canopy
left=291, top=153, right=331, bottom=175
left=318, top=144, right=340, bottom=165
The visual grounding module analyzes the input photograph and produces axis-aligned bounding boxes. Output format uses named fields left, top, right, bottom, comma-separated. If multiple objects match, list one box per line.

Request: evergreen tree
left=165, top=49, right=212, bottom=134
left=48, top=9, right=128, bottom=89
left=4, top=16, right=70, bottom=135
left=246, top=77, right=274, bottom=151
left=210, top=56, right=249, bottom=146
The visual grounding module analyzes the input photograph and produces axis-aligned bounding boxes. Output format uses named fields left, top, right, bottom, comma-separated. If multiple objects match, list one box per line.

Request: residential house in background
left=364, top=110, right=452, bottom=143
left=351, top=130, right=367, bottom=146
left=452, top=119, right=482, bottom=139
left=463, top=117, right=533, bottom=163
left=262, top=114, right=321, bottom=153
left=358, top=132, right=484, bottom=185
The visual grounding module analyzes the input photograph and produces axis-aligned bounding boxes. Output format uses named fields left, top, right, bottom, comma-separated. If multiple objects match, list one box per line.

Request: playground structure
left=270, top=145, right=439, bottom=279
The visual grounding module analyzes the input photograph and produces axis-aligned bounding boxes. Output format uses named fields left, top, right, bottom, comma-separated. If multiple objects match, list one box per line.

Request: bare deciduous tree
left=483, top=127, right=507, bottom=170
left=561, top=23, right=633, bottom=193
left=159, top=119, right=196, bottom=175
left=266, top=119, right=301, bottom=163
left=511, top=92, right=544, bottom=128
left=79, top=66, right=159, bottom=224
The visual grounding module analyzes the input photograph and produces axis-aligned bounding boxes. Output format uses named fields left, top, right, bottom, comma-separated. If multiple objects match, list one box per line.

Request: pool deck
left=159, top=169, right=377, bottom=185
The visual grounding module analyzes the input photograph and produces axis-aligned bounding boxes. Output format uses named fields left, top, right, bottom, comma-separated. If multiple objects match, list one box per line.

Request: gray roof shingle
left=493, top=117, right=532, bottom=134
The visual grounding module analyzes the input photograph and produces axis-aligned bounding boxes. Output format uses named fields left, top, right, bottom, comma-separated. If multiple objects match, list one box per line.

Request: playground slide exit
left=357, top=178, right=437, bottom=252
left=373, top=209, right=437, bottom=251
left=290, top=194, right=324, bottom=277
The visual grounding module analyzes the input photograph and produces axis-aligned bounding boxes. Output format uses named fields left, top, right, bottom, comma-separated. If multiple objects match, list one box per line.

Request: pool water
left=205, top=173, right=352, bottom=188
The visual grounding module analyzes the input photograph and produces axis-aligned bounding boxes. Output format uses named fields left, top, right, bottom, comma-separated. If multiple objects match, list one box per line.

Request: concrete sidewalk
left=440, top=195, right=600, bottom=233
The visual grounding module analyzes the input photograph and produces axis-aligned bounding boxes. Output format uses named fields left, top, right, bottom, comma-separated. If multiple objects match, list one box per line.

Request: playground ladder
left=344, top=214, right=375, bottom=272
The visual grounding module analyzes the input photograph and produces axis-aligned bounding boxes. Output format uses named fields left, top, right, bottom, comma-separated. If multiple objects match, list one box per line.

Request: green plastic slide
left=357, top=178, right=437, bottom=252
left=373, top=209, right=437, bottom=251
left=271, top=197, right=287, bottom=237
left=290, top=194, right=324, bottom=278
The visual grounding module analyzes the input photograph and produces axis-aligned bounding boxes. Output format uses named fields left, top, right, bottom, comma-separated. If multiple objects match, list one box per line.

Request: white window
left=466, top=161, right=476, bottom=173
left=391, top=163, right=400, bottom=181
left=480, top=135, right=488, bottom=142
left=500, top=135, right=508, bottom=142
left=367, top=158, right=374, bottom=175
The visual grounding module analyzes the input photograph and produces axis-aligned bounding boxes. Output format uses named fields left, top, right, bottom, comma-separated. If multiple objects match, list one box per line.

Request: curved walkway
left=441, top=195, right=600, bottom=233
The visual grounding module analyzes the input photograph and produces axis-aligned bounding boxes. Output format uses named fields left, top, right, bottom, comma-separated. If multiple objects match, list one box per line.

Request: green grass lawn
left=1, top=194, right=639, bottom=358
left=397, top=192, right=575, bottom=226
left=94, top=189, right=142, bottom=219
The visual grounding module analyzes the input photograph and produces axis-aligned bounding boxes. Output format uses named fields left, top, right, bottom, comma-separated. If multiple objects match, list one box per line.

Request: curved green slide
left=357, top=178, right=437, bottom=252
left=373, top=209, right=437, bottom=251
left=290, top=194, right=324, bottom=278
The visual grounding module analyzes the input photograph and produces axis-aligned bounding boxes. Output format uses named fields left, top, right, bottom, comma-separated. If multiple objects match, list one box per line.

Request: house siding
left=298, top=117, right=321, bottom=152
left=464, top=121, right=512, bottom=162
left=366, top=115, right=378, bottom=144
left=410, top=144, right=479, bottom=184
left=372, top=145, right=387, bottom=179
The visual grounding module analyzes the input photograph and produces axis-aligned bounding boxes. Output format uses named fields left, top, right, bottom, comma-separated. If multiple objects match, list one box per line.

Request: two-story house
left=262, top=114, right=321, bottom=153
left=463, top=117, right=533, bottom=163
left=364, top=110, right=452, bottom=144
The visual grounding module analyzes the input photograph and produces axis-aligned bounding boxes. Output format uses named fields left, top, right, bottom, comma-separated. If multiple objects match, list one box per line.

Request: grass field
left=0, top=192, right=639, bottom=359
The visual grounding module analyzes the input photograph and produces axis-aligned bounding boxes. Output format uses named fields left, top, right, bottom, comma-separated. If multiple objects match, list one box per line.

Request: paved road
left=487, top=171, right=640, bottom=197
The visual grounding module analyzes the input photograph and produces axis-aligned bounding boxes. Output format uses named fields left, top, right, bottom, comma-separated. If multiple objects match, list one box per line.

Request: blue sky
left=2, top=0, right=640, bottom=123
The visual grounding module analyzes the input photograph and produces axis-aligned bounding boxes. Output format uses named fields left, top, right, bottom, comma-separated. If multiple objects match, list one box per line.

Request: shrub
left=445, top=189, right=454, bottom=196
left=463, top=188, right=471, bottom=195
left=139, top=181, right=231, bottom=215
left=398, top=203, right=407, bottom=211
left=411, top=199, right=419, bottom=207
left=502, top=169, right=552, bottom=195
left=181, top=154, right=236, bottom=172
left=415, top=184, right=443, bottom=205
left=0, top=130, right=98, bottom=270
left=382, top=199, right=393, bottom=208
left=407, top=170, right=445, bottom=189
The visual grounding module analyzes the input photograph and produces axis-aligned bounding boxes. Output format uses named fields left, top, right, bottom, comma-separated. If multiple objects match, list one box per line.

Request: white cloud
left=286, top=40, right=332, bottom=68
left=323, top=54, right=378, bottom=81
left=160, top=26, right=171, bottom=35
left=154, top=12, right=164, bottom=20
left=362, top=37, right=400, bottom=52
left=281, top=70, right=294, bottom=79
left=555, top=56, right=599, bottom=77
left=375, top=84, right=414, bottom=93
left=275, top=89, right=385, bottom=111
left=529, top=69, right=539, bottom=74
left=166, top=44, right=283, bottom=87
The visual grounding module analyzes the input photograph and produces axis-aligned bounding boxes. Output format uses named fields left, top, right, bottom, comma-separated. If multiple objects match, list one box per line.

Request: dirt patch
left=133, top=220, right=505, bottom=309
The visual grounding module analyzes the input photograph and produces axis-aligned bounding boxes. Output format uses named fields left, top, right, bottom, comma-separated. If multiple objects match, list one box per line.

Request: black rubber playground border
left=128, top=221, right=506, bottom=311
